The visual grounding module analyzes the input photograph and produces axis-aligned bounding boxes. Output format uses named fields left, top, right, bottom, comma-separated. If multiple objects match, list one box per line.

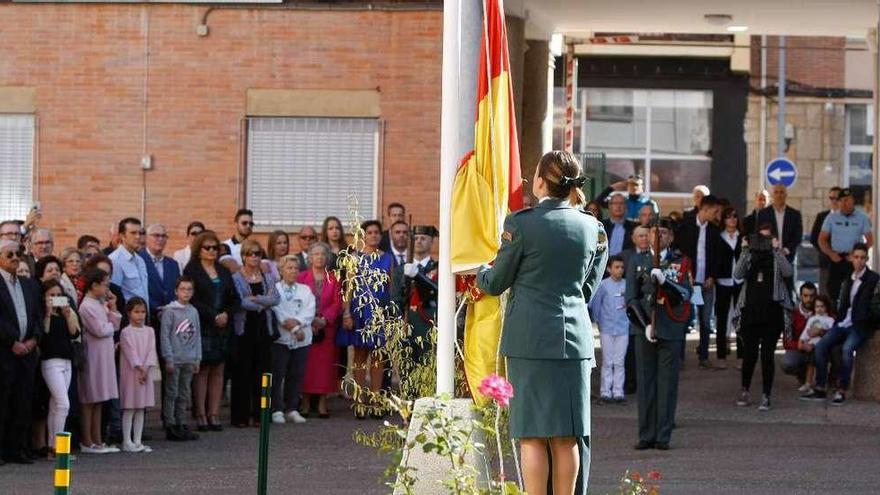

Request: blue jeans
left=814, top=323, right=870, bottom=390
left=696, top=285, right=716, bottom=361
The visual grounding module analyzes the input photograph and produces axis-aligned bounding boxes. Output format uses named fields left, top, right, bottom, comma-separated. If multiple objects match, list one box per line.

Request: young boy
left=160, top=276, right=202, bottom=441
left=589, top=255, right=630, bottom=404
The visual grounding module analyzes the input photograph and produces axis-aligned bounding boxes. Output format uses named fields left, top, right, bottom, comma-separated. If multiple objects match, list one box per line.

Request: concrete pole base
left=852, top=333, right=880, bottom=402
left=394, top=397, right=490, bottom=494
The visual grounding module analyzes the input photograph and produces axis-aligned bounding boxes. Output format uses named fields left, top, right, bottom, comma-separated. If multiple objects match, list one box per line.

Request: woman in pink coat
left=78, top=268, right=122, bottom=454
left=298, top=243, right=343, bottom=418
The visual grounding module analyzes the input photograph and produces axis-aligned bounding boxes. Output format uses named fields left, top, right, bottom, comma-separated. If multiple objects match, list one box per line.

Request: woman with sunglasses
left=184, top=231, right=240, bottom=431
left=230, top=239, right=279, bottom=427
left=713, top=207, right=744, bottom=369
left=173, top=221, right=205, bottom=273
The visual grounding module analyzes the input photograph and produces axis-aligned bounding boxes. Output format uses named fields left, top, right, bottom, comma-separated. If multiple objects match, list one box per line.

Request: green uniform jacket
left=476, top=198, right=608, bottom=360
left=625, top=250, right=693, bottom=341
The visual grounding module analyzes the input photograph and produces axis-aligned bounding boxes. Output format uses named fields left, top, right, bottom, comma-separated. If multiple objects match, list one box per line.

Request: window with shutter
left=246, top=117, right=379, bottom=227
left=0, top=114, right=34, bottom=221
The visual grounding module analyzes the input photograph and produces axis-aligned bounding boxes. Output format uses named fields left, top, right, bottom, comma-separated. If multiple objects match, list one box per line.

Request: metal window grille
left=0, top=114, right=34, bottom=221
left=246, top=117, right=379, bottom=227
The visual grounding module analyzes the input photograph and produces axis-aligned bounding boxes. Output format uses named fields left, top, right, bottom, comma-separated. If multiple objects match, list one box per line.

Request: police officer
left=818, top=187, right=873, bottom=304
left=625, top=218, right=692, bottom=451
left=392, top=225, right=438, bottom=364
left=477, top=151, right=607, bottom=495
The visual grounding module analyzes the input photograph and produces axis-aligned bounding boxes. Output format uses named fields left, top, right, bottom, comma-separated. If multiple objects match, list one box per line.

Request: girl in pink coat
left=119, top=297, right=158, bottom=453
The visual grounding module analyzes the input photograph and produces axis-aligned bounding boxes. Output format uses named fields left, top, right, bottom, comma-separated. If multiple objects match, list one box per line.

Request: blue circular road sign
left=765, top=158, right=798, bottom=187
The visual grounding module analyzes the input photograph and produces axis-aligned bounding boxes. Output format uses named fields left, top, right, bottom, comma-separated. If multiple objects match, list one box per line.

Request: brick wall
left=0, top=4, right=442, bottom=251
left=750, top=36, right=846, bottom=89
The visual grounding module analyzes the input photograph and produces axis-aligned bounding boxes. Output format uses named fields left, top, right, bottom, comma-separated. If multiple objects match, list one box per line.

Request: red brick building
left=0, top=2, right=443, bottom=251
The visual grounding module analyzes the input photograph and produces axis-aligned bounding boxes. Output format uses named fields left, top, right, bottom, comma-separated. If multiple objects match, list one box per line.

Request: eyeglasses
left=240, top=221, right=255, bottom=227
left=201, top=245, right=219, bottom=252
left=3, top=251, right=19, bottom=259
left=244, top=250, right=261, bottom=257
left=300, top=235, right=317, bottom=241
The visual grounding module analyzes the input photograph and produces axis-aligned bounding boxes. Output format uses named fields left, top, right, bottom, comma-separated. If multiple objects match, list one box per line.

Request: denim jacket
left=232, top=271, right=280, bottom=338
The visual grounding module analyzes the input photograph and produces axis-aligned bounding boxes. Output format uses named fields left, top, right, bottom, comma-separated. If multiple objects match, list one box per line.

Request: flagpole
left=437, top=0, right=462, bottom=395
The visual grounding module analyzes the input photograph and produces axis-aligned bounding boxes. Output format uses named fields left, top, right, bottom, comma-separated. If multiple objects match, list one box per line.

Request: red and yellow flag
left=451, top=0, right=523, bottom=405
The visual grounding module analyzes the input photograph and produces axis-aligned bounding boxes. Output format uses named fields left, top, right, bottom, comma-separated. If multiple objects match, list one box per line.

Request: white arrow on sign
left=769, top=168, right=796, bottom=181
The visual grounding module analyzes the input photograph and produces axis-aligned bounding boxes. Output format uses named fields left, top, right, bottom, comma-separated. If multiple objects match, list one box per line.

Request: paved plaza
left=3, top=338, right=879, bottom=494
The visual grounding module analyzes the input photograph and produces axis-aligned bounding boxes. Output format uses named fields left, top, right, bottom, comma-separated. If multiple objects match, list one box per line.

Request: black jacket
left=674, top=219, right=720, bottom=281
left=0, top=274, right=43, bottom=360
left=810, top=210, right=831, bottom=268
left=839, top=268, right=880, bottom=329
left=183, top=261, right=240, bottom=337
left=756, top=205, right=803, bottom=263
left=601, top=217, right=638, bottom=254
left=712, top=230, right=743, bottom=280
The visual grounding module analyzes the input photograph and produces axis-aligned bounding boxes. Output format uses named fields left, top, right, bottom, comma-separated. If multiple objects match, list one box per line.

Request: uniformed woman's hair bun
left=537, top=150, right=587, bottom=206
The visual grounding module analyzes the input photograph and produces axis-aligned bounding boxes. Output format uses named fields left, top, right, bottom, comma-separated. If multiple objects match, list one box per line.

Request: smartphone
left=50, top=296, right=69, bottom=308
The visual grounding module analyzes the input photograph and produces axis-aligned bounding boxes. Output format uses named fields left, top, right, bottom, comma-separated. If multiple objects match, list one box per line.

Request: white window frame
left=843, top=103, right=873, bottom=188
left=244, top=116, right=381, bottom=229
left=580, top=88, right=712, bottom=198
left=0, top=114, right=36, bottom=221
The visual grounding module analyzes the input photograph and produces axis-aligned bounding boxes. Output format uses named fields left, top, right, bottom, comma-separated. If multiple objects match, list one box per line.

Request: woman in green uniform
left=477, top=151, right=608, bottom=495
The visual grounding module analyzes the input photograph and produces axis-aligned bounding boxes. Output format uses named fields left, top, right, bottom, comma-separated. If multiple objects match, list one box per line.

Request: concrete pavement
left=3, top=337, right=879, bottom=494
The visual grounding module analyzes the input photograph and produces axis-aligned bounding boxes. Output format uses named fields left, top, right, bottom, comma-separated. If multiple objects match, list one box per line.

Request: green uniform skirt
left=506, top=357, right=592, bottom=438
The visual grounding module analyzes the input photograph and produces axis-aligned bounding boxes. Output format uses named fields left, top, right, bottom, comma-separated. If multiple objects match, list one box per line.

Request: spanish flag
left=451, top=0, right=523, bottom=405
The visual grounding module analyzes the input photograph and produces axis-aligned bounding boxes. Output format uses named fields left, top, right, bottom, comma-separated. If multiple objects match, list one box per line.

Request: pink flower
left=478, top=374, right=514, bottom=407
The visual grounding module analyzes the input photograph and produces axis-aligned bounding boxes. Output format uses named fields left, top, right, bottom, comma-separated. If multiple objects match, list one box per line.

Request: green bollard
left=54, top=432, right=72, bottom=495
left=257, top=373, right=272, bottom=495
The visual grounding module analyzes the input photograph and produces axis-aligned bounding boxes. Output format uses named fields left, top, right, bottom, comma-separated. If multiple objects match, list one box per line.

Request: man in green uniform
left=392, top=225, right=438, bottom=364
left=625, top=218, right=692, bottom=450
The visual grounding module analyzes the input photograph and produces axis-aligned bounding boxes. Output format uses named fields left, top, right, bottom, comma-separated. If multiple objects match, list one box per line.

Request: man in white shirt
left=223, top=209, right=254, bottom=266
left=109, top=217, right=150, bottom=307
left=173, top=221, right=205, bottom=272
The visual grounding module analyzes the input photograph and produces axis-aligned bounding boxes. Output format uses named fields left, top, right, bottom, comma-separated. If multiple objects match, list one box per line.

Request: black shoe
left=166, top=426, right=186, bottom=442
left=197, top=424, right=210, bottom=432
left=181, top=426, right=200, bottom=441
left=634, top=441, right=655, bottom=450
left=613, top=397, right=627, bottom=405
left=800, top=389, right=827, bottom=401
left=209, top=423, right=224, bottom=432
left=299, top=411, right=311, bottom=419
left=655, top=442, right=670, bottom=450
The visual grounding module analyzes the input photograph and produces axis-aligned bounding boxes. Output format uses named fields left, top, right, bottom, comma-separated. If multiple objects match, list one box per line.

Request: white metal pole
left=873, top=12, right=880, bottom=269
left=778, top=36, right=786, bottom=159
left=436, top=0, right=461, bottom=395
left=760, top=35, right=768, bottom=189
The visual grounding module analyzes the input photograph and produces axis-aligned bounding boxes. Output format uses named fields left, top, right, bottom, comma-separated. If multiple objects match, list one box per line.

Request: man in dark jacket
left=802, top=243, right=878, bottom=406
left=756, top=184, right=803, bottom=263
left=0, top=239, right=43, bottom=464
left=674, top=195, right=721, bottom=368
